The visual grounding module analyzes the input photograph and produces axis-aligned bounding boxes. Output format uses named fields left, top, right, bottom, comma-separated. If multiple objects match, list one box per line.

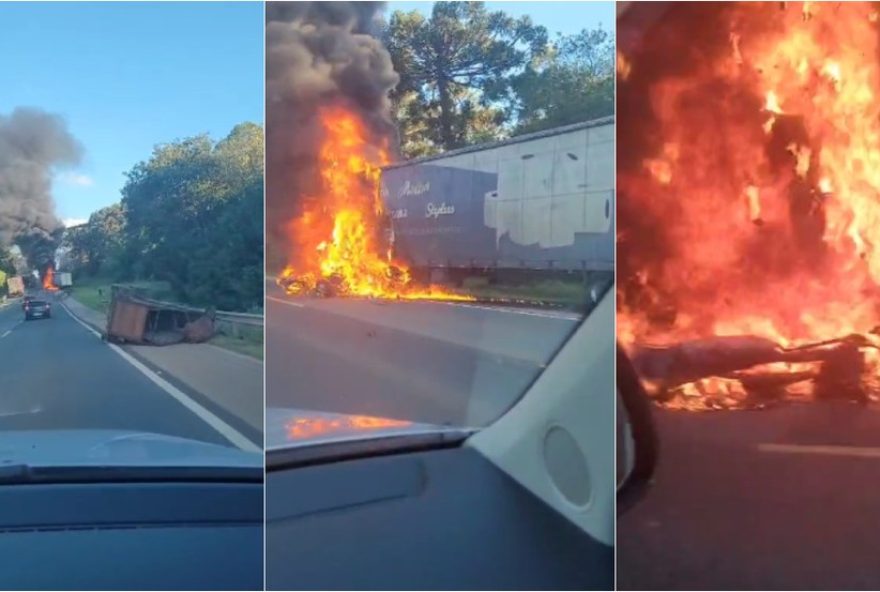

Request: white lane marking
left=438, top=300, right=582, bottom=321
left=60, top=301, right=260, bottom=453
left=758, top=443, right=880, bottom=459
left=0, top=319, right=23, bottom=339
left=268, top=294, right=580, bottom=320
left=267, top=295, right=304, bottom=308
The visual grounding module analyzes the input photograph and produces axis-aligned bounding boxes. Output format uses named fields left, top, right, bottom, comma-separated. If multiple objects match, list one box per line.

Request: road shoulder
left=61, top=296, right=263, bottom=445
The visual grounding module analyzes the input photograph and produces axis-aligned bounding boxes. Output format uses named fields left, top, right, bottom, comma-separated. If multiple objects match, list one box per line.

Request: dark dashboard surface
left=0, top=481, right=262, bottom=591
left=267, top=445, right=612, bottom=591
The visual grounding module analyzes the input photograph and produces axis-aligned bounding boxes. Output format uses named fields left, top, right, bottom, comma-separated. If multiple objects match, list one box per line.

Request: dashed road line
left=60, top=301, right=260, bottom=453
left=758, top=443, right=880, bottom=459
left=0, top=320, right=23, bottom=339
left=439, top=300, right=582, bottom=321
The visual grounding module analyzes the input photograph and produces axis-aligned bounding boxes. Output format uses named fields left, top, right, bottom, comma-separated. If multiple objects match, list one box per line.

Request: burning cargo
left=632, top=333, right=880, bottom=410
left=275, top=107, right=472, bottom=302
left=268, top=3, right=472, bottom=302
left=618, top=2, right=880, bottom=409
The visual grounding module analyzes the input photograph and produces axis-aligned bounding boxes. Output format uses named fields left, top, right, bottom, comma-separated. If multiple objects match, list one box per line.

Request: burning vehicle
left=266, top=3, right=614, bottom=308
left=267, top=4, right=476, bottom=303
left=42, top=265, right=59, bottom=292
left=617, top=1, right=880, bottom=410
left=275, top=107, right=472, bottom=302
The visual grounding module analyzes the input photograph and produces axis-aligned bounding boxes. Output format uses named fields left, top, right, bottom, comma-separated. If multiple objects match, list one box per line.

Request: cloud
left=61, top=172, right=94, bottom=187
left=62, top=218, right=87, bottom=228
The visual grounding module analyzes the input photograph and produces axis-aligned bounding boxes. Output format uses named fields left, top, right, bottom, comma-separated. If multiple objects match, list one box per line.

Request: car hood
left=0, top=429, right=261, bottom=469
left=266, top=407, right=475, bottom=451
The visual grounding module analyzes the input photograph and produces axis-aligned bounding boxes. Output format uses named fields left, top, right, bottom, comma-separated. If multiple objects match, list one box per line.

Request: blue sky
left=0, top=1, right=263, bottom=225
left=388, top=1, right=614, bottom=37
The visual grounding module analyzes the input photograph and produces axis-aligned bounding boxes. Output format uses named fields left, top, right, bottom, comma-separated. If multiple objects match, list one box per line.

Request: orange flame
left=619, top=2, right=880, bottom=408
left=280, top=106, right=472, bottom=301
left=43, top=266, right=58, bottom=292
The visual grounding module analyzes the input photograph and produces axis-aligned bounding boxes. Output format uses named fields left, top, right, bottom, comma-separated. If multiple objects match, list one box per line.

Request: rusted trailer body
left=105, top=286, right=215, bottom=345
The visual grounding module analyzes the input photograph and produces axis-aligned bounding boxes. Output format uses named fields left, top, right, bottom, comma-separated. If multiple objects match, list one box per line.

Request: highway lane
left=265, top=286, right=583, bottom=427
left=0, top=294, right=236, bottom=448
left=618, top=402, right=880, bottom=590
left=0, top=298, right=24, bottom=337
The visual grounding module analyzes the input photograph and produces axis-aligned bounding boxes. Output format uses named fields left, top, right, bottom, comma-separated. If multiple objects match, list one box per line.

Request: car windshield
left=0, top=2, right=264, bottom=473
left=265, top=1, right=615, bottom=450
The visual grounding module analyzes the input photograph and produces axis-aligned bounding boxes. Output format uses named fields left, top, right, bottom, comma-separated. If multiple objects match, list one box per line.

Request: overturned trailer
left=105, top=286, right=216, bottom=345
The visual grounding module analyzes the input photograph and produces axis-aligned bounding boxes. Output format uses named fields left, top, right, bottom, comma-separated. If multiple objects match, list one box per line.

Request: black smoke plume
left=265, top=1, right=399, bottom=267
left=0, top=108, right=82, bottom=271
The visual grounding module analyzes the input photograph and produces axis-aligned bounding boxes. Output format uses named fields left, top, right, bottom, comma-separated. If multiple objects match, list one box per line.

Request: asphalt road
left=618, top=402, right=880, bottom=590
left=0, top=294, right=233, bottom=447
left=265, top=285, right=582, bottom=427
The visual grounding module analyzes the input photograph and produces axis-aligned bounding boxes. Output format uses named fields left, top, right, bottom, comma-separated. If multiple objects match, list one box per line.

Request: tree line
left=384, top=1, right=614, bottom=158
left=63, top=122, right=264, bottom=312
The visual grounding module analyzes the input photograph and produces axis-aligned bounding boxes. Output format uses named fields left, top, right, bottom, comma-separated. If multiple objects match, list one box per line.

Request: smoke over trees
left=0, top=107, right=81, bottom=271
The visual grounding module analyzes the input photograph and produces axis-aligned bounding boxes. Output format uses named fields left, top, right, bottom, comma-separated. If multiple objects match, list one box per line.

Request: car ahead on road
left=23, top=299, right=51, bottom=320
left=0, top=429, right=263, bottom=590
left=266, top=279, right=616, bottom=591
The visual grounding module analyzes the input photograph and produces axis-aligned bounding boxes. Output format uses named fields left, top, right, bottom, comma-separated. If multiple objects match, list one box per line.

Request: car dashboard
left=0, top=480, right=263, bottom=590
left=267, top=443, right=612, bottom=590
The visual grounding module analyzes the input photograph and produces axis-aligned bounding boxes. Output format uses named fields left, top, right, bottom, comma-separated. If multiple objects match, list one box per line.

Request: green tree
left=511, top=28, right=614, bottom=135
left=0, top=246, right=16, bottom=277
left=0, top=246, right=12, bottom=297
left=65, top=204, right=126, bottom=277
left=120, top=123, right=264, bottom=310
left=385, top=2, right=547, bottom=155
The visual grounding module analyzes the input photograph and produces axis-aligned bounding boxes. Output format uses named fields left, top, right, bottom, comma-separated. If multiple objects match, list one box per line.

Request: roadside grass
left=69, top=277, right=112, bottom=314
left=211, top=324, right=263, bottom=360
left=458, top=276, right=588, bottom=310
left=70, top=277, right=174, bottom=314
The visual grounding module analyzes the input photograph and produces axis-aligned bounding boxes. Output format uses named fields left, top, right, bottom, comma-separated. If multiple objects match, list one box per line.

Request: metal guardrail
left=109, top=286, right=264, bottom=336
left=145, top=299, right=264, bottom=329
left=214, top=310, right=264, bottom=327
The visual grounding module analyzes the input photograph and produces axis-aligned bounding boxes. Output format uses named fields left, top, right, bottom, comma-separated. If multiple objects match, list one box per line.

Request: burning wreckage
left=631, top=333, right=880, bottom=410
left=273, top=107, right=472, bottom=303
left=268, top=4, right=613, bottom=306
left=618, top=2, right=880, bottom=410
left=267, top=4, right=472, bottom=304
